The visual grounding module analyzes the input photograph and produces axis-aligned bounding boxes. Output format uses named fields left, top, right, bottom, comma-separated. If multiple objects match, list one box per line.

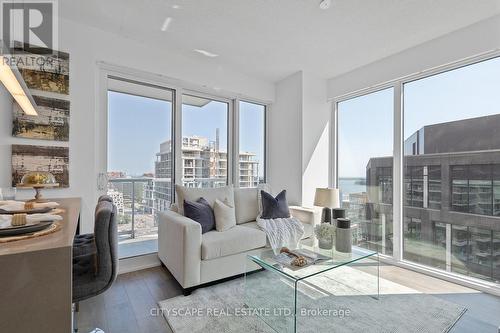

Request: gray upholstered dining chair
left=73, top=195, right=114, bottom=257
left=72, top=197, right=118, bottom=332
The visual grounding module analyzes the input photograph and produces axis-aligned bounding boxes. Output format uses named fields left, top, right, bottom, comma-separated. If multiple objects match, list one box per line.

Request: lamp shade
left=314, top=188, right=340, bottom=208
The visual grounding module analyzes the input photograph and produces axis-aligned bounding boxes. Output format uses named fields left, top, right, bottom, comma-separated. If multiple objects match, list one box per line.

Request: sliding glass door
left=107, top=78, right=174, bottom=258
left=101, top=72, right=268, bottom=259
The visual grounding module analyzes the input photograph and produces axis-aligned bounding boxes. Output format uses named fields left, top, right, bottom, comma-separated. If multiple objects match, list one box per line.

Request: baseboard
left=118, top=252, right=161, bottom=274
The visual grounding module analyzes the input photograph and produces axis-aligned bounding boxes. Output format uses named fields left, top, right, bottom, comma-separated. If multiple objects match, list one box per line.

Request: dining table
left=0, top=197, right=81, bottom=333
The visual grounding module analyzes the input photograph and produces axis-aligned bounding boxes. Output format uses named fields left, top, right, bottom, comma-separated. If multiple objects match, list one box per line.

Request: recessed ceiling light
left=194, top=49, right=219, bottom=58
left=172, top=4, right=180, bottom=9
left=319, top=0, right=331, bottom=10
left=161, top=17, right=173, bottom=31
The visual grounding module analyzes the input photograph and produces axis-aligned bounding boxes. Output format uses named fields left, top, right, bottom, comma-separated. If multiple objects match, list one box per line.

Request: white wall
left=268, top=71, right=331, bottom=206
left=301, top=73, right=330, bottom=206
left=0, top=18, right=275, bottom=232
left=268, top=72, right=303, bottom=205
left=328, top=15, right=500, bottom=98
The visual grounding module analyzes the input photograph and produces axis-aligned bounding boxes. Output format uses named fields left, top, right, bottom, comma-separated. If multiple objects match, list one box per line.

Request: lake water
left=339, top=178, right=367, bottom=199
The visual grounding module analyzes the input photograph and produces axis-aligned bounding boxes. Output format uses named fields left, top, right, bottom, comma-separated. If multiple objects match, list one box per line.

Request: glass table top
left=248, top=244, right=377, bottom=281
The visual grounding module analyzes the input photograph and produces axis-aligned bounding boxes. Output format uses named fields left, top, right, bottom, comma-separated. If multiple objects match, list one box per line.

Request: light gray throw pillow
left=213, top=198, right=237, bottom=232
left=175, top=184, right=234, bottom=216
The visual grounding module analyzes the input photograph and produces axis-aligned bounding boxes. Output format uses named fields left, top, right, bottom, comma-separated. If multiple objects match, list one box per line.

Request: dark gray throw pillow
left=183, top=197, right=215, bottom=234
left=260, top=190, right=290, bottom=219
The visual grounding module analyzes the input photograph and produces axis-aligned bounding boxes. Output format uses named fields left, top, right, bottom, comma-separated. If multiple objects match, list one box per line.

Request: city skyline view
left=108, top=91, right=265, bottom=178
left=337, top=55, right=500, bottom=283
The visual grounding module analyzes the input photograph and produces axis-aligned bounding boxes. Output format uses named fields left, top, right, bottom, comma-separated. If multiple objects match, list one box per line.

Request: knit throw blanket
left=257, top=215, right=304, bottom=254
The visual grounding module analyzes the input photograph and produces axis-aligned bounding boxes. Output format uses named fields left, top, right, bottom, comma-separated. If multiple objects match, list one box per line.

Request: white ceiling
left=59, top=0, right=500, bottom=83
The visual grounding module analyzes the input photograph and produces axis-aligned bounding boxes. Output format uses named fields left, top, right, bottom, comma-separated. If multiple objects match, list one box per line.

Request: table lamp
left=17, top=171, right=59, bottom=202
left=314, top=188, right=340, bottom=223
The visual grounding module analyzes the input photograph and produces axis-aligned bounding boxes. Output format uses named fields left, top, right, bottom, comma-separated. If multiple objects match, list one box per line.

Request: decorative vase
left=318, top=237, right=333, bottom=250
left=335, top=218, right=352, bottom=253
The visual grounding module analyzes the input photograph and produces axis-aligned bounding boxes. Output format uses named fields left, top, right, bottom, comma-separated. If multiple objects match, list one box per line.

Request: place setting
left=0, top=185, right=63, bottom=240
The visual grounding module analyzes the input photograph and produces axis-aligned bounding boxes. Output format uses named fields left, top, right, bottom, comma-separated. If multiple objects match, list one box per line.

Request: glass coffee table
left=244, top=244, right=379, bottom=333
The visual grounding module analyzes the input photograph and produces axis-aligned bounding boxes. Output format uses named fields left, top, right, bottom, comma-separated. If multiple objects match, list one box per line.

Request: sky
left=239, top=101, right=265, bottom=178
left=108, top=91, right=171, bottom=175
left=108, top=92, right=265, bottom=177
left=338, top=56, right=500, bottom=178
left=182, top=99, right=228, bottom=151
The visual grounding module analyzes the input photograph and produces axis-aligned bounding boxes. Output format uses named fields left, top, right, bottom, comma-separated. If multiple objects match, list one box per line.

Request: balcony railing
left=107, top=178, right=159, bottom=240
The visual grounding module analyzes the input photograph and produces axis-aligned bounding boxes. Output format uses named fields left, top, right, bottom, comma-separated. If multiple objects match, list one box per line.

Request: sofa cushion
left=183, top=198, right=215, bottom=234
left=233, top=188, right=259, bottom=224
left=201, top=225, right=266, bottom=260
left=234, top=184, right=270, bottom=224
left=176, top=185, right=234, bottom=216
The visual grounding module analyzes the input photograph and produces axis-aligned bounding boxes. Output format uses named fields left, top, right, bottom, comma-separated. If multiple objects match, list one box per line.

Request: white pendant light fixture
left=0, top=46, right=38, bottom=116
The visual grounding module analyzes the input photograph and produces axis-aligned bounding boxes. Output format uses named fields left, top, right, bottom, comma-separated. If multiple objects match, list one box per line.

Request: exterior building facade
left=106, top=188, right=124, bottom=213
left=357, top=115, right=500, bottom=282
left=239, top=152, right=260, bottom=188
left=154, top=141, right=174, bottom=214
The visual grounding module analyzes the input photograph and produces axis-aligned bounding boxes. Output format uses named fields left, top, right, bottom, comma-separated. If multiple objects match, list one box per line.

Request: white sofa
left=158, top=186, right=320, bottom=294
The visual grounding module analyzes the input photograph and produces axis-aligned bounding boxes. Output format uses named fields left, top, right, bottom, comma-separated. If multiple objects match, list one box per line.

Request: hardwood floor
left=77, top=267, right=181, bottom=333
left=77, top=264, right=500, bottom=333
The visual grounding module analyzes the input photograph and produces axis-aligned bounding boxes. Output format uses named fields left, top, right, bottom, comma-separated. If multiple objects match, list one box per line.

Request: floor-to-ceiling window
left=337, top=88, right=394, bottom=255
left=107, top=78, right=173, bottom=258
left=104, top=75, right=268, bottom=258
left=335, top=55, right=500, bottom=285
left=402, top=56, right=500, bottom=282
left=239, top=101, right=266, bottom=188
left=181, top=94, right=229, bottom=188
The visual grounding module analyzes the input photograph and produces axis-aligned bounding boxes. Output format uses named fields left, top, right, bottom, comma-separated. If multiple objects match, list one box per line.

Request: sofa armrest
left=290, top=206, right=322, bottom=226
left=158, top=210, right=202, bottom=289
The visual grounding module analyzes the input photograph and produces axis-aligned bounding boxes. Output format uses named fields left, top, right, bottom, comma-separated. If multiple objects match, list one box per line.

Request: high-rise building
left=154, top=141, right=174, bottom=214
left=153, top=131, right=260, bottom=210
left=239, top=152, right=260, bottom=188
left=363, top=114, right=500, bottom=282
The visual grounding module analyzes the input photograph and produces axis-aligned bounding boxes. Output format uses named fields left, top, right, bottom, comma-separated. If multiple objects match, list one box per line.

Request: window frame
left=106, top=76, right=177, bottom=206
left=180, top=91, right=233, bottom=188
left=332, top=50, right=500, bottom=290
left=97, top=62, right=270, bottom=211
left=236, top=99, right=268, bottom=188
